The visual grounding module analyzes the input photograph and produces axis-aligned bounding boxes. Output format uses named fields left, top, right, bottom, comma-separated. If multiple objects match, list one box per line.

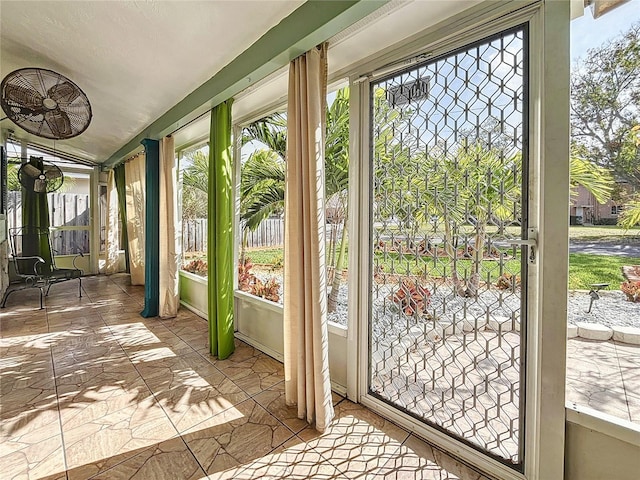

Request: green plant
left=251, top=277, right=280, bottom=303
left=183, top=259, right=208, bottom=275
left=496, top=273, right=521, bottom=290
left=621, top=280, right=640, bottom=302
left=237, top=257, right=281, bottom=303
left=388, top=279, right=431, bottom=317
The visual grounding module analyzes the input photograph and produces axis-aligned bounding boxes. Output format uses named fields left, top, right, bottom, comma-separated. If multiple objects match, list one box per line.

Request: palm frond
left=570, top=157, right=614, bottom=204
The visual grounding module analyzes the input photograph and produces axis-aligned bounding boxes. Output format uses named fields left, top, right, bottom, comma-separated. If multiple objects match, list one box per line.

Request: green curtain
left=113, top=163, right=130, bottom=272
left=22, top=158, right=52, bottom=274
left=208, top=100, right=235, bottom=359
left=141, top=139, right=160, bottom=318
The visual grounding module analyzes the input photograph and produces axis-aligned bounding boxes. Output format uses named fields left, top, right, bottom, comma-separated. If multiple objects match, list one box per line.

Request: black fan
left=18, top=158, right=64, bottom=194
left=1, top=68, right=92, bottom=140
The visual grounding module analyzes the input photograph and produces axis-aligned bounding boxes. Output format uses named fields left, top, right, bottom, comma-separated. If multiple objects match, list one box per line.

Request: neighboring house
left=570, top=182, right=633, bottom=224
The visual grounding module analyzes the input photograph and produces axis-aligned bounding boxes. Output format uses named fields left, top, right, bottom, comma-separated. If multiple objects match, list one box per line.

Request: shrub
left=238, top=258, right=281, bottom=303
left=621, top=280, right=640, bottom=302
left=238, top=258, right=255, bottom=291
left=251, top=277, right=280, bottom=303
left=496, top=273, right=521, bottom=290
left=183, top=259, right=208, bottom=275
left=389, top=279, right=431, bottom=317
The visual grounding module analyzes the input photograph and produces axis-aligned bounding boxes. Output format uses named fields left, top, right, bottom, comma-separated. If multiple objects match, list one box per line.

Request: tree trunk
left=467, top=221, right=486, bottom=298
left=444, top=218, right=467, bottom=297
left=240, top=228, right=249, bottom=264
left=328, top=214, right=348, bottom=313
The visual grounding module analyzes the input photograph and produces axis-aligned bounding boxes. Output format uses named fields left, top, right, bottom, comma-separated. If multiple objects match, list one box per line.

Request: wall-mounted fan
left=1, top=68, right=92, bottom=140
left=18, top=158, right=64, bottom=193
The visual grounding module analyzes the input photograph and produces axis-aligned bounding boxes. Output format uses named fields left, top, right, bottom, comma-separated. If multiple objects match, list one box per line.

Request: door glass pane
left=369, top=26, right=528, bottom=467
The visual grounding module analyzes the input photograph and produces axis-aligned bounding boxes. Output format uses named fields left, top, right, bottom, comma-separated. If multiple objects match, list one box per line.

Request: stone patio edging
left=569, top=322, right=640, bottom=345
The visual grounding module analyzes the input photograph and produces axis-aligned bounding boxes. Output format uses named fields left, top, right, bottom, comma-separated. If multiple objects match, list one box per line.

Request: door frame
left=346, top=2, right=569, bottom=479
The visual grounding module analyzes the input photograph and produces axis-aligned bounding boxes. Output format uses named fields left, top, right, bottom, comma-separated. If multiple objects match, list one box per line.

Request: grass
left=244, top=248, right=284, bottom=266
left=569, top=225, right=640, bottom=243
left=242, top=246, right=638, bottom=291
left=568, top=253, right=640, bottom=290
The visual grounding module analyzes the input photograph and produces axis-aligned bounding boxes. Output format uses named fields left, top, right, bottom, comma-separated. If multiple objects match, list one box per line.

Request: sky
left=571, top=0, right=639, bottom=63
left=234, top=3, right=640, bottom=164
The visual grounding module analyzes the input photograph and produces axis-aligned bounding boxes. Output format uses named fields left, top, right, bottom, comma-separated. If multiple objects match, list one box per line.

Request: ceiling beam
left=103, top=0, right=388, bottom=168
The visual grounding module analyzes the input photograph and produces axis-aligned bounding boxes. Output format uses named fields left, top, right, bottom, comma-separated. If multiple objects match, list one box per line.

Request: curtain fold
left=283, top=44, right=334, bottom=432
left=159, top=136, right=179, bottom=318
left=208, top=100, right=235, bottom=360
left=113, top=164, right=129, bottom=272
left=125, top=154, right=146, bottom=285
left=104, top=170, right=120, bottom=274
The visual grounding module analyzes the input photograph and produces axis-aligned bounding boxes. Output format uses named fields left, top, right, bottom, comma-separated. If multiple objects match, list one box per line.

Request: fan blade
left=4, top=83, right=44, bottom=110
left=22, top=163, right=42, bottom=178
left=44, top=110, right=73, bottom=138
left=34, top=178, right=47, bottom=193
left=47, top=82, right=80, bottom=104
left=44, top=165, right=63, bottom=180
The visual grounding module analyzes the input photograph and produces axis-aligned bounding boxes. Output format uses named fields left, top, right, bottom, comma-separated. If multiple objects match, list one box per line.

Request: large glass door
left=368, top=25, right=530, bottom=469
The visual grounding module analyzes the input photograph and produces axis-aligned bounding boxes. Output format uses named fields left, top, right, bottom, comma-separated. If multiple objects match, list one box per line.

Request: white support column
left=525, top=1, right=570, bottom=478
left=346, top=78, right=362, bottom=401
left=89, top=166, right=100, bottom=274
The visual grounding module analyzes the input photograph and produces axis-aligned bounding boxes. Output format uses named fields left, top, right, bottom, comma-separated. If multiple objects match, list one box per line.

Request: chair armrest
left=72, top=252, right=84, bottom=272
left=15, top=256, right=46, bottom=276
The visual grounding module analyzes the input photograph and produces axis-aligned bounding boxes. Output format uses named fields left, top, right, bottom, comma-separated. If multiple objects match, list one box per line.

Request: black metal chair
left=1, top=227, right=83, bottom=309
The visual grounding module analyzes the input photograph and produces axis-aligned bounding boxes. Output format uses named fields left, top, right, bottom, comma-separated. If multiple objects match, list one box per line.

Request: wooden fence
left=7, top=191, right=90, bottom=255
left=8, top=190, right=285, bottom=256
left=183, top=217, right=285, bottom=253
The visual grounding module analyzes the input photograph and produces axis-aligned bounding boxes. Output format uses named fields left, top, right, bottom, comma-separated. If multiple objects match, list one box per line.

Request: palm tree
left=241, top=113, right=287, bottom=159
left=240, top=149, right=285, bottom=230
left=570, top=156, right=613, bottom=204
left=182, top=150, right=209, bottom=194
left=324, top=88, right=350, bottom=312
left=241, top=89, right=353, bottom=312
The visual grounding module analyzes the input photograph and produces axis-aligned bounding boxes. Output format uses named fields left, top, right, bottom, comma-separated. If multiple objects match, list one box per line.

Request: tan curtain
left=283, top=43, right=334, bottom=432
left=125, top=153, right=146, bottom=285
left=104, top=170, right=120, bottom=274
left=159, top=136, right=179, bottom=318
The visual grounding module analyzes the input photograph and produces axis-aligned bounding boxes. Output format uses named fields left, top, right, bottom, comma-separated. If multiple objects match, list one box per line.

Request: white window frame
left=348, top=2, right=569, bottom=480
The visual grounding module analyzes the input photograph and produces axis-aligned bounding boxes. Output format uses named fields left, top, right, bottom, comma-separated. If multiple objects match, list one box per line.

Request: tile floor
left=1, top=275, right=490, bottom=480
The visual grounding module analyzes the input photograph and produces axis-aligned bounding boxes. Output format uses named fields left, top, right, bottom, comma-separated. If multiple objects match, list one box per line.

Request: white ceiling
left=0, top=0, right=304, bottom=163
left=174, top=0, right=480, bottom=149
left=1, top=0, right=486, bottom=165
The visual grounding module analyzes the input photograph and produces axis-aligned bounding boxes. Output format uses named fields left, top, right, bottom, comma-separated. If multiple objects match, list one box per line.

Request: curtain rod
left=167, top=109, right=210, bottom=137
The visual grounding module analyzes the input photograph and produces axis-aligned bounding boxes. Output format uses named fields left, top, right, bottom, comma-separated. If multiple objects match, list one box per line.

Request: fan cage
left=1, top=67, right=92, bottom=140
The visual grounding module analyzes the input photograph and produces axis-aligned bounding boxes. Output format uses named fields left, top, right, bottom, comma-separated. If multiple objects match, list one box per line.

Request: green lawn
left=568, top=253, right=639, bottom=290
left=243, top=246, right=637, bottom=291
left=569, top=225, right=640, bottom=243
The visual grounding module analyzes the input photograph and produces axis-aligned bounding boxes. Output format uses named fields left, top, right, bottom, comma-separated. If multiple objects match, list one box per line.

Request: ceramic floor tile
left=68, top=437, right=204, bottom=480
left=134, top=353, right=248, bottom=432
left=0, top=400, right=67, bottom=480
left=252, top=381, right=309, bottom=434
left=182, top=398, right=295, bottom=475
left=296, top=400, right=410, bottom=478
left=215, top=350, right=285, bottom=396
left=205, top=436, right=343, bottom=480
left=62, top=395, right=179, bottom=475
left=0, top=351, right=57, bottom=414
left=370, top=434, right=490, bottom=480
left=55, top=354, right=139, bottom=394
left=3, top=273, right=637, bottom=480
left=57, top=377, right=155, bottom=430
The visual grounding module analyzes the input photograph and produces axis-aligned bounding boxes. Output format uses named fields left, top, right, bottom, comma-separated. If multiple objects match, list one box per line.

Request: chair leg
left=78, top=278, right=82, bottom=298
left=39, top=287, right=44, bottom=310
left=1, top=289, right=14, bottom=308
